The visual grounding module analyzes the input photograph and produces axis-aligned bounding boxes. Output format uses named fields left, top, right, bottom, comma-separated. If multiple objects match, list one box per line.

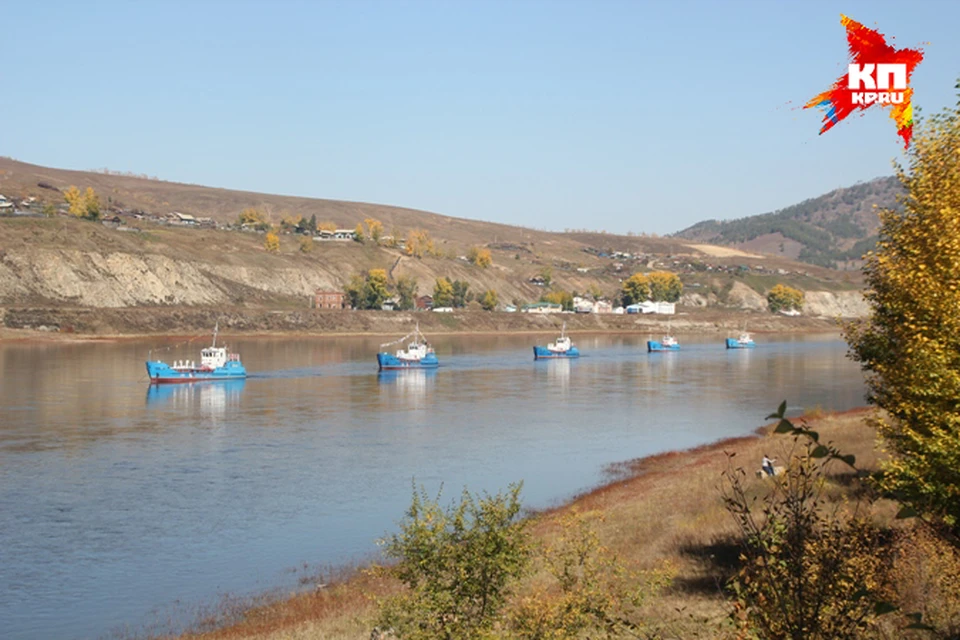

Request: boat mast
left=212, top=320, right=219, bottom=348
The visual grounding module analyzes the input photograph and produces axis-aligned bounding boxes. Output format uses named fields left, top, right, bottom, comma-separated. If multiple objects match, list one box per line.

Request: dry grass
left=159, top=408, right=886, bottom=640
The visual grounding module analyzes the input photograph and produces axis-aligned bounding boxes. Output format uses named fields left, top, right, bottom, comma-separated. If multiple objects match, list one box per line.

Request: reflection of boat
left=146, top=323, right=246, bottom=383
left=533, top=323, right=581, bottom=359
left=726, top=332, right=756, bottom=349
left=377, top=324, right=439, bottom=370
left=145, top=378, right=247, bottom=408
left=648, top=321, right=680, bottom=352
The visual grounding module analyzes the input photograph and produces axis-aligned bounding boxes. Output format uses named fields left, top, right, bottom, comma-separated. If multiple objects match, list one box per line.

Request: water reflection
left=377, top=369, right=437, bottom=407
left=145, top=379, right=247, bottom=419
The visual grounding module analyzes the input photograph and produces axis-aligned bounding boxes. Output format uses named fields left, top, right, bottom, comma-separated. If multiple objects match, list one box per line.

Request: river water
left=0, top=332, right=866, bottom=639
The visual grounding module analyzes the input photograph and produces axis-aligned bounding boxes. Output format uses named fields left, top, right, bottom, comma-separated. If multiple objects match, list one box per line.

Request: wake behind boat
left=145, top=323, right=246, bottom=383
left=377, top=324, right=439, bottom=370
left=533, top=323, right=581, bottom=359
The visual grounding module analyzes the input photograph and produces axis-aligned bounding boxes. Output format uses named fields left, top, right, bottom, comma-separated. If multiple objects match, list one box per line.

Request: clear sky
left=2, top=0, right=957, bottom=235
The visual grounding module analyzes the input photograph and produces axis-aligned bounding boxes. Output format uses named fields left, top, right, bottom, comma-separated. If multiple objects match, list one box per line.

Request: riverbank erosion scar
left=0, top=306, right=847, bottom=338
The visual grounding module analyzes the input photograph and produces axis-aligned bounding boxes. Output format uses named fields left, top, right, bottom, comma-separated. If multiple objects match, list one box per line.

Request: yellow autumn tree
left=64, top=186, right=84, bottom=216
left=468, top=246, right=493, bottom=268
left=299, top=235, right=313, bottom=253
left=64, top=185, right=100, bottom=219
left=264, top=231, right=280, bottom=252
left=647, top=271, right=683, bottom=302
left=845, top=87, right=960, bottom=539
left=620, top=272, right=650, bottom=306
left=354, top=223, right=366, bottom=243
left=238, top=207, right=270, bottom=230
left=318, top=221, right=338, bottom=232
left=364, top=218, right=383, bottom=244
left=767, top=284, right=804, bottom=313
left=405, top=229, right=435, bottom=258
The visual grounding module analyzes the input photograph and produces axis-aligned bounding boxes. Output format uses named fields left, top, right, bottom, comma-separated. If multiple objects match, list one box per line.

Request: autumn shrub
left=374, top=483, right=529, bottom=640
left=722, top=438, right=888, bottom=640
left=506, top=509, right=673, bottom=639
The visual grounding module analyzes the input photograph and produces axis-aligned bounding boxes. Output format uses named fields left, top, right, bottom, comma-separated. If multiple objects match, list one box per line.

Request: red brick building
left=314, top=289, right=349, bottom=310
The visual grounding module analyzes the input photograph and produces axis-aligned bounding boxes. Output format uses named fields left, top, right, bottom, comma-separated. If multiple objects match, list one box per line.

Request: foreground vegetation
left=164, top=409, right=958, bottom=640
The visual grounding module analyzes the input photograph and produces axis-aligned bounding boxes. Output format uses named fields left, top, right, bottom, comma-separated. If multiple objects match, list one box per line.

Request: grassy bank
left=153, top=408, right=903, bottom=640
left=0, top=306, right=842, bottom=342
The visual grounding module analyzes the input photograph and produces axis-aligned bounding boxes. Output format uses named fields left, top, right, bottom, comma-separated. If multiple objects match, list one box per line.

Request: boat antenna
left=212, top=319, right=219, bottom=348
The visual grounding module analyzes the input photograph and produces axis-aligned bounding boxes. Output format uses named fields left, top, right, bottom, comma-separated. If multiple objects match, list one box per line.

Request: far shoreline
left=0, top=306, right=847, bottom=344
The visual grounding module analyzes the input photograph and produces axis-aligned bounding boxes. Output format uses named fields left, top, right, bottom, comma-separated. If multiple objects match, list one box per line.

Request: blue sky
left=2, top=0, right=957, bottom=234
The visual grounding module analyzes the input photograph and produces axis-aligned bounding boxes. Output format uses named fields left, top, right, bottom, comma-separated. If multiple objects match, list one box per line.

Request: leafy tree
left=345, top=273, right=366, bottom=309
left=480, top=289, right=499, bottom=311
left=375, top=482, right=529, bottom=640
left=620, top=272, right=650, bottom=306
left=308, top=214, right=317, bottom=233
left=264, top=231, right=280, bottom=252
left=405, top=229, right=436, bottom=258
left=298, top=235, right=313, bottom=253
left=64, top=186, right=100, bottom=219
left=588, top=283, right=604, bottom=300
left=468, top=246, right=493, bottom=268
left=364, top=217, right=384, bottom=244
left=280, top=213, right=302, bottom=231
left=317, top=220, right=338, bottom=232
left=452, top=279, right=471, bottom=308
left=541, top=290, right=573, bottom=311
left=238, top=207, right=268, bottom=228
left=365, top=268, right=389, bottom=309
left=395, top=275, right=418, bottom=310
left=353, top=223, right=365, bottom=243
left=433, top=277, right=454, bottom=307
left=647, top=271, right=683, bottom=302
left=82, top=187, right=100, bottom=220
left=846, top=89, right=960, bottom=540
left=42, top=202, right=57, bottom=217
left=768, top=284, right=805, bottom=313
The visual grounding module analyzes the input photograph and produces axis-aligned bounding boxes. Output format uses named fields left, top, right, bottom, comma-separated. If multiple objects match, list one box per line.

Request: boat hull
left=146, top=360, right=247, bottom=383
left=725, top=338, right=756, bottom=349
left=533, top=345, right=580, bottom=359
left=377, top=352, right=439, bottom=370
left=647, top=340, right=680, bottom=352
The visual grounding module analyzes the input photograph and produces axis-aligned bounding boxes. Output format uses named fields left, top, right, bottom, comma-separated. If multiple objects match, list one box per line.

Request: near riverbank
left=159, top=407, right=886, bottom=640
left=0, top=306, right=844, bottom=342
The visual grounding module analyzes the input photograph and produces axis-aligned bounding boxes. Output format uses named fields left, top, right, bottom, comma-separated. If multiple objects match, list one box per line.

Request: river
left=0, top=331, right=866, bottom=639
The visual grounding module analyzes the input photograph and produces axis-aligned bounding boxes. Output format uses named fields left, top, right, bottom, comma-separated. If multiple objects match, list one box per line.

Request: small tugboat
left=648, top=334, right=680, bottom=352
left=145, top=323, right=246, bottom=383
left=377, top=323, right=439, bottom=370
left=648, top=321, right=680, bottom=352
left=725, top=331, right=756, bottom=349
left=533, top=323, right=581, bottom=359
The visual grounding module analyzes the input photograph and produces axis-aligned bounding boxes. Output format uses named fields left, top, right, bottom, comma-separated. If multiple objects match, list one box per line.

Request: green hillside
left=674, top=177, right=902, bottom=268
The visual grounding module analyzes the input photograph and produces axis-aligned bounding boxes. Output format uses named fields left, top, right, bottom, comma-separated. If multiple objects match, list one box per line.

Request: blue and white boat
left=648, top=334, right=680, bottom=352
left=377, top=324, right=439, bottom=370
left=145, top=323, right=246, bottom=383
left=725, top=331, right=756, bottom=349
left=533, top=323, right=580, bottom=359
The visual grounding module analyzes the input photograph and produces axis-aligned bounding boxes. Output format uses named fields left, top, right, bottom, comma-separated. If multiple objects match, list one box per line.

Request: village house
left=528, top=275, right=548, bottom=286
left=522, top=302, right=563, bottom=314
left=415, top=295, right=434, bottom=311
left=169, top=211, right=197, bottom=226
left=313, top=289, right=349, bottom=310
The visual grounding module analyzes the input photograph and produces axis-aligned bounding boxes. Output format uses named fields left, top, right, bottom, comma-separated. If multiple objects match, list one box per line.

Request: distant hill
left=673, top=177, right=903, bottom=268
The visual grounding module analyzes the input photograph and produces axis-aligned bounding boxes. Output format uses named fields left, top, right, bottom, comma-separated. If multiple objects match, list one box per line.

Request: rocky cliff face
left=803, top=291, right=869, bottom=318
